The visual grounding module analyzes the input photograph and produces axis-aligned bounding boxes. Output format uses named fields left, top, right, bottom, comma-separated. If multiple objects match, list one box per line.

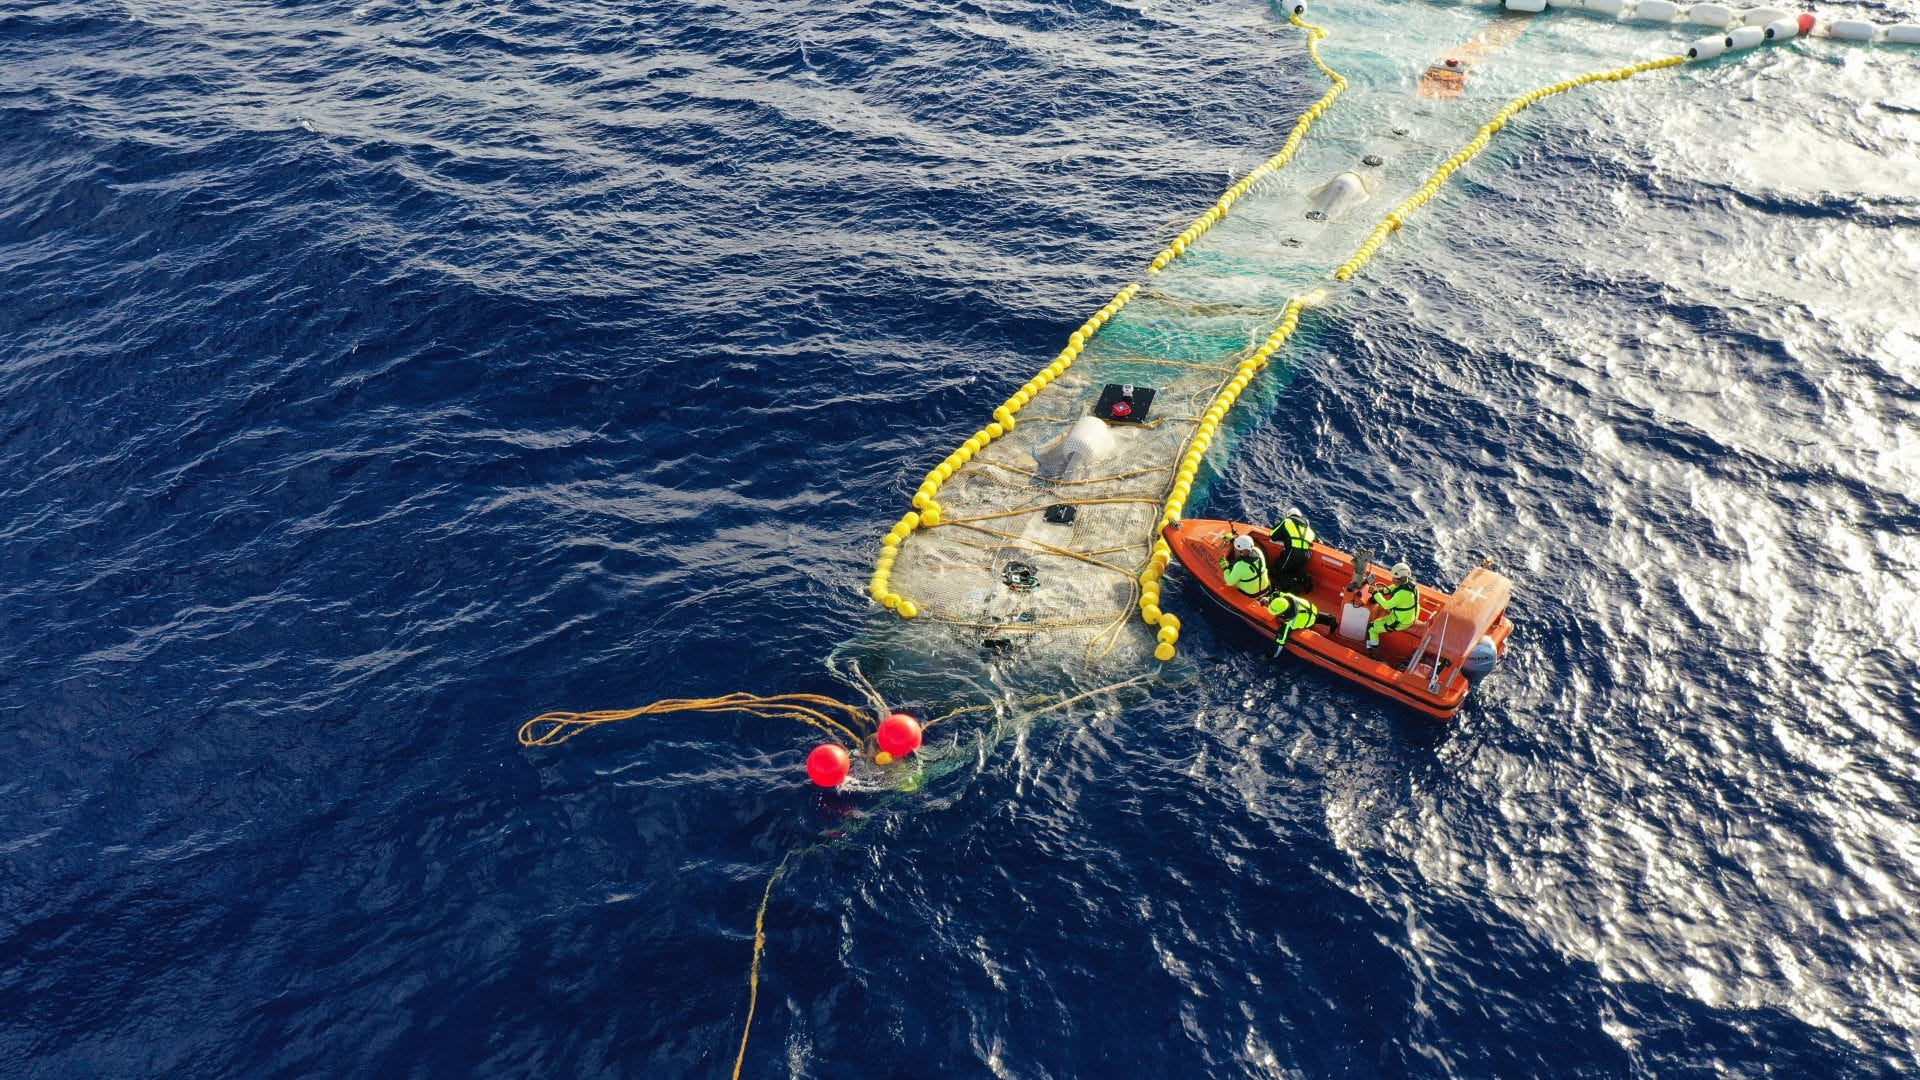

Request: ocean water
left=3, top=0, right=1919, bottom=1075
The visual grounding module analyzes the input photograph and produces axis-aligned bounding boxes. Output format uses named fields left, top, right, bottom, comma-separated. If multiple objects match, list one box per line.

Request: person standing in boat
left=1367, top=562, right=1420, bottom=650
left=1219, top=533, right=1270, bottom=597
left=1268, top=506, right=1316, bottom=593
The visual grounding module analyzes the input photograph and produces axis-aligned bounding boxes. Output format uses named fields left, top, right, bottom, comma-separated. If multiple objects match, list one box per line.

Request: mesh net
left=883, top=4, right=1684, bottom=673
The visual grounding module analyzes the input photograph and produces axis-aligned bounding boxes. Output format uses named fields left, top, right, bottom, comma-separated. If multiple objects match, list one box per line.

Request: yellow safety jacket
left=1372, top=581, right=1419, bottom=632
left=1219, top=550, right=1269, bottom=596
left=1271, top=516, right=1316, bottom=557
left=1267, top=592, right=1319, bottom=645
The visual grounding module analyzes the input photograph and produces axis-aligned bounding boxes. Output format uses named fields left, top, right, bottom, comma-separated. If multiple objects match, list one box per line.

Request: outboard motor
left=1463, top=636, right=1500, bottom=675
left=1406, top=567, right=1512, bottom=691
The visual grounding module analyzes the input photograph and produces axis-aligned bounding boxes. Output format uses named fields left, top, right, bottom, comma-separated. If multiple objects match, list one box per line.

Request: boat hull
left=1162, top=519, right=1513, bottom=721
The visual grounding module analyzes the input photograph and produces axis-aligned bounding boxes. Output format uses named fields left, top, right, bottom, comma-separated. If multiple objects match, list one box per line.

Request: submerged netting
left=885, top=292, right=1295, bottom=668
left=873, top=5, right=1647, bottom=669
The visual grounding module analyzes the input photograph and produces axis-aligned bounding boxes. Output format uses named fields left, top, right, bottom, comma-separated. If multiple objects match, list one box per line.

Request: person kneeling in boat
left=1268, top=591, right=1330, bottom=655
left=1219, top=533, right=1270, bottom=597
left=1268, top=506, right=1316, bottom=593
left=1366, top=562, right=1420, bottom=650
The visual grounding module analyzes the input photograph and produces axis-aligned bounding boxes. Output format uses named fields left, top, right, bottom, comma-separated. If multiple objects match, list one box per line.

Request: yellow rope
left=518, top=692, right=872, bottom=748
left=733, top=847, right=800, bottom=1080
left=730, top=670, right=1157, bottom=1074
left=931, top=531, right=1147, bottom=560
left=1000, top=414, right=1200, bottom=430
left=939, top=497, right=1163, bottom=528
left=913, top=607, right=1126, bottom=633
left=940, top=520, right=1141, bottom=577
left=972, top=459, right=1175, bottom=486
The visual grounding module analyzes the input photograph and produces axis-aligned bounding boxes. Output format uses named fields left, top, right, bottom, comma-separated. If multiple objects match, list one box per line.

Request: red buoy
left=1797, top=12, right=1815, bottom=33
left=1110, top=399, right=1132, bottom=418
left=807, top=743, right=851, bottom=787
left=876, top=712, right=923, bottom=758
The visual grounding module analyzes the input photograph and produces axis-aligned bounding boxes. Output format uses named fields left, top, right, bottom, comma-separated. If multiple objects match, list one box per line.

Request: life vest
left=1271, top=515, right=1315, bottom=555
left=1220, top=549, right=1269, bottom=596
left=1267, top=593, right=1318, bottom=631
left=1373, top=580, right=1419, bottom=630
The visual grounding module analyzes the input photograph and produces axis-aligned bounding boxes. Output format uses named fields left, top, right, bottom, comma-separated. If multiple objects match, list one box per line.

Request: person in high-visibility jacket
left=1268, top=505, right=1316, bottom=592
left=1367, top=562, right=1420, bottom=649
left=1267, top=591, right=1320, bottom=652
left=1219, top=533, right=1269, bottom=597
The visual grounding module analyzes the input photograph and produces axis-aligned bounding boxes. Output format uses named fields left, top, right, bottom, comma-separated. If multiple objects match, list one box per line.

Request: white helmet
left=1283, top=505, right=1304, bottom=521
left=1233, top=534, right=1257, bottom=553
left=1390, top=561, right=1412, bottom=581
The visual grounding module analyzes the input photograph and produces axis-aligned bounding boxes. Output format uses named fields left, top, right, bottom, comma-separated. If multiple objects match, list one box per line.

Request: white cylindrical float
left=1684, top=3, right=1735, bottom=27
left=1630, top=0, right=1681, bottom=21
left=1727, top=25, right=1766, bottom=48
left=1505, top=0, right=1548, bottom=12
left=1827, top=19, right=1877, bottom=41
left=1764, top=16, right=1800, bottom=39
left=1687, top=33, right=1729, bottom=58
left=1887, top=24, right=1920, bottom=44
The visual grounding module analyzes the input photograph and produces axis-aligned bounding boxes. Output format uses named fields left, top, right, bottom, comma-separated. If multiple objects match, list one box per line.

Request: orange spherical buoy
left=875, top=712, right=923, bottom=758
left=807, top=743, right=851, bottom=787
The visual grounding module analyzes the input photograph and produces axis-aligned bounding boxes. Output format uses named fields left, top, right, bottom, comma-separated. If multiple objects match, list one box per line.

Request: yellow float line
left=1147, top=14, right=1347, bottom=275
left=1331, top=55, right=1685, bottom=283
left=866, top=278, right=1143, bottom=618
left=869, top=13, right=1342, bottom=620
left=1140, top=53, right=1688, bottom=661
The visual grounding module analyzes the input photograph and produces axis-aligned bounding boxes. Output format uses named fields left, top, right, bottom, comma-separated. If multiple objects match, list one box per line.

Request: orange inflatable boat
left=1162, top=519, right=1514, bottom=721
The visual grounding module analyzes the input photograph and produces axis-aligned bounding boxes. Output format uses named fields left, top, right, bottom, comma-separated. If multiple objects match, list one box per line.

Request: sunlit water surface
left=2, top=0, right=1917, bottom=1075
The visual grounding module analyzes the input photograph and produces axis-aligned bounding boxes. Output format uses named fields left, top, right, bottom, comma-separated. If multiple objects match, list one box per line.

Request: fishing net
left=879, top=2, right=1688, bottom=672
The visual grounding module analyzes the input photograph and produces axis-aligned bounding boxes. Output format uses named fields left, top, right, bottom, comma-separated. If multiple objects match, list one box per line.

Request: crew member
left=1268, top=506, right=1316, bottom=592
left=1219, top=533, right=1269, bottom=597
left=1267, top=591, right=1319, bottom=652
left=1367, top=562, right=1420, bottom=649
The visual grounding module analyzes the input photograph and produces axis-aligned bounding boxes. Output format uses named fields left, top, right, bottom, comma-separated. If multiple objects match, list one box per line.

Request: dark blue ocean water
left=5, top=0, right=1920, bottom=1075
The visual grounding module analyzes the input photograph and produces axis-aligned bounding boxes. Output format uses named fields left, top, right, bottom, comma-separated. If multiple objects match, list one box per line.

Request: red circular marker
left=807, top=743, right=850, bottom=787
left=876, top=713, right=923, bottom=757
